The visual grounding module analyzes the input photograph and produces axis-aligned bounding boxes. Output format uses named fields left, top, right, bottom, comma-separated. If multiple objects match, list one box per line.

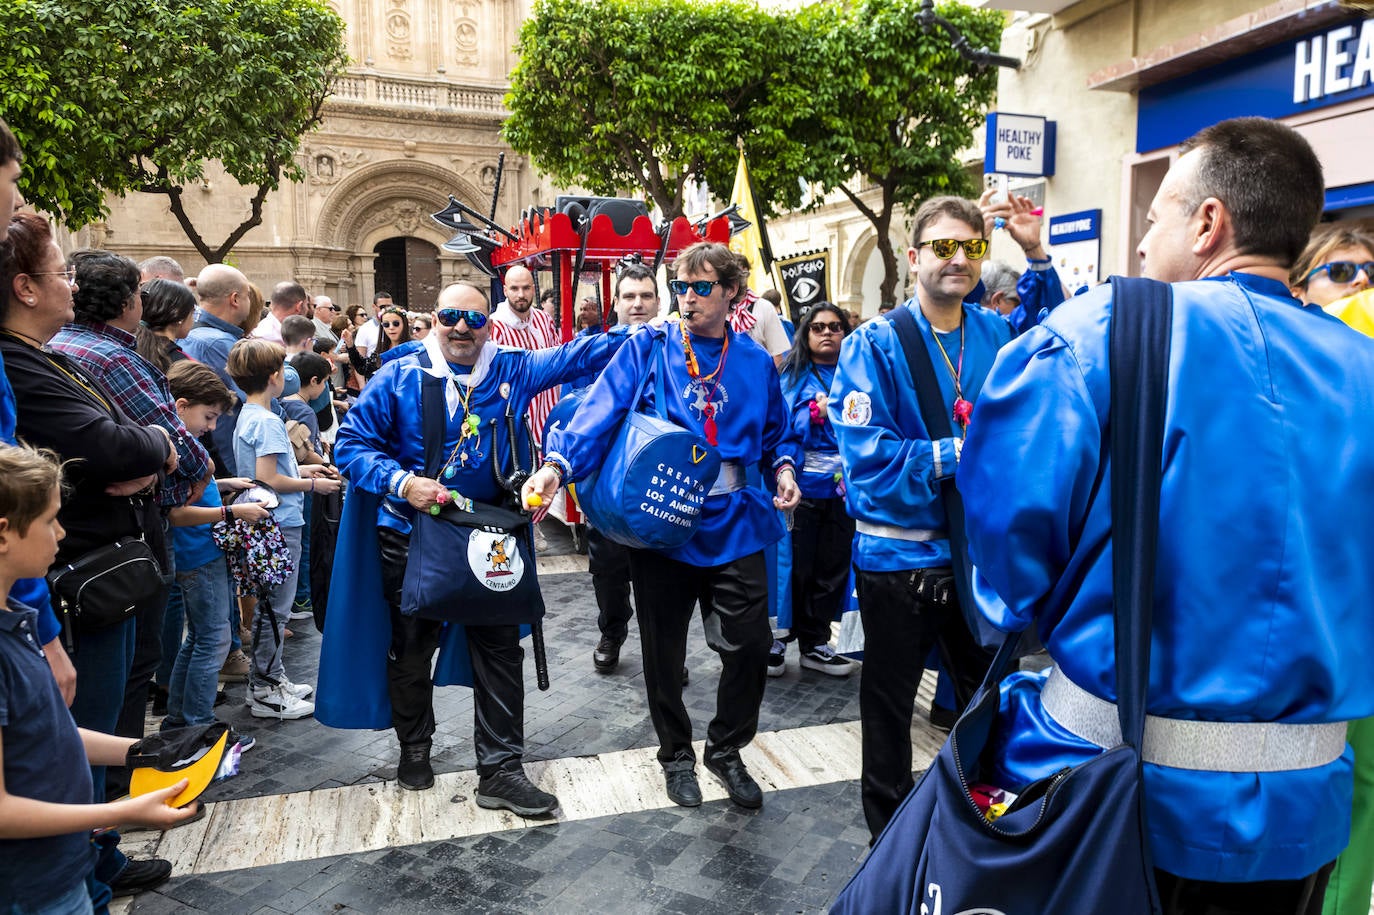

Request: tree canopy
left=504, top=0, right=820, bottom=219
left=504, top=0, right=1002, bottom=304
left=0, top=0, right=347, bottom=262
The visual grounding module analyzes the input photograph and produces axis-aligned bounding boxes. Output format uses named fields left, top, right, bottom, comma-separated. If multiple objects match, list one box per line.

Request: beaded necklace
left=680, top=323, right=730, bottom=446
left=438, top=374, right=483, bottom=479
left=930, top=315, right=973, bottom=431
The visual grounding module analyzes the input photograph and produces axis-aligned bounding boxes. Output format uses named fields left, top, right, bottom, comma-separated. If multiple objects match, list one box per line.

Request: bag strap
left=887, top=305, right=986, bottom=645
left=1106, top=275, right=1172, bottom=752
left=416, top=350, right=449, bottom=479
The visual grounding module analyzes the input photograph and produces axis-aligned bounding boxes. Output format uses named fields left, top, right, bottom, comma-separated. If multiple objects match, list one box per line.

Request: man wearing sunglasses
left=530, top=242, right=802, bottom=813
left=320, top=281, right=629, bottom=815
left=957, top=118, right=1374, bottom=910
left=831, top=195, right=1011, bottom=842
left=311, top=295, right=339, bottom=347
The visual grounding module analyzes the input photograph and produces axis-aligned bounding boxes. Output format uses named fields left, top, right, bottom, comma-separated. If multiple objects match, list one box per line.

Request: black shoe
left=663, top=766, right=702, bottom=807
left=397, top=741, right=434, bottom=791
left=705, top=754, right=763, bottom=809
left=475, top=769, right=558, bottom=817
left=110, top=857, right=173, bottom=897
left=593, top=635, right=623, bottom=673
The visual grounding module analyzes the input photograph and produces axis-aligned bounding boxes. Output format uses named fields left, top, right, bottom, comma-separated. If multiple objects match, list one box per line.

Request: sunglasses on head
left=916, top=238, right=989, bottom=260
left=809, top=321, right=845, bottom=334
left=1305, top=261, right=1374, bottom=285
left=668, top=279, right=722, bottom=297
left=436, top=308, right=488, bottom=329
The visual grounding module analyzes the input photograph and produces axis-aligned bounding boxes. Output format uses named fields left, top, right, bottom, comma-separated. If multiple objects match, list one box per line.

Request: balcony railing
left=330, top=72, right=508, bottom=116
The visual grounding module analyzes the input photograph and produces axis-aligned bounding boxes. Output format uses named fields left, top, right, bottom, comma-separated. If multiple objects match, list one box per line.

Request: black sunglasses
left=668, top=279, right=722, bottom=296
left=916, top=238, right=989, bottom=260
left=809, top=321, right=845, bottom=334
left=1305, top=261, right=1374, bottom=285
left=436, top=308, right=489, bottom=329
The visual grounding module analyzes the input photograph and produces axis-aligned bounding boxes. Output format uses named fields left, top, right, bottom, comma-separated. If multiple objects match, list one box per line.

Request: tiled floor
left=116, top=522, right=951, bottom=914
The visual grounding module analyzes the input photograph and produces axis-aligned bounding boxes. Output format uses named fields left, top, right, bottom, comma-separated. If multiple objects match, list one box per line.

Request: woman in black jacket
left=0, top=213, right=173, bottom=793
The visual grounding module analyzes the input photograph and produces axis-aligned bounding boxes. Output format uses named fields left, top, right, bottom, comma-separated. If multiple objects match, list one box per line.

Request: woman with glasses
left=771, top=303, right=858, bottom=680
left=1290, top=227, right=1374, bottom=307
left=343, top=306, right=408, bottom=386
left=411, top=313, right=432, bottom=339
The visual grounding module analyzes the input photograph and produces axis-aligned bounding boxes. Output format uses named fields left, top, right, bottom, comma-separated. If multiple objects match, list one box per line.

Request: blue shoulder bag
left=574, top=329, right=722, bottom=551
left=831, top=277, right=1171, bottom=915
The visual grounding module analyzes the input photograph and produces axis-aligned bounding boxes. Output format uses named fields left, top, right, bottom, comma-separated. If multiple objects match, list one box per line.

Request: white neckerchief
left=421, top=334, right=497, bottom=419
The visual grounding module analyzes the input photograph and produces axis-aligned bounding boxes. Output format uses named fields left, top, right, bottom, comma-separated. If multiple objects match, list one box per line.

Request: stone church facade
left=70, top=0, right=550, bottom=311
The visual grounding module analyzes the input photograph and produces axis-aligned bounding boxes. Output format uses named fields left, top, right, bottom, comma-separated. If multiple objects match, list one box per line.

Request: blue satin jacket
left=959, top=272, right=1374, bottom=882
left=545, top=324, right=801, bottom=568
left=830, top=300, right=1011, bottom=571
left=781, top=363, right=842, bottom=500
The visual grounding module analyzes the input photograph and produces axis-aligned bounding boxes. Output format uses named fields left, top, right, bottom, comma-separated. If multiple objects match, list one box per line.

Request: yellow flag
left=1327, top=289, right=1374, bottom=339
left=729, top=149, right=769, bottom=292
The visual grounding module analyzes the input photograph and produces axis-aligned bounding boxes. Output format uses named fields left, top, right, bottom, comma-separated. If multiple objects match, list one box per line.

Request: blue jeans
left=4, top=879, right=93, bottom=915
left=68, top=618, right=136, bottom=802
left=164, top=557, right=232, bottom=726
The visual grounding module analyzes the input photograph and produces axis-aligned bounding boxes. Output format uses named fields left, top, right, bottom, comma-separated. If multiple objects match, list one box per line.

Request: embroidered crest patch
left=842, top=391, right=872, bottom=426
left=467, top=528, right=524, bottom=592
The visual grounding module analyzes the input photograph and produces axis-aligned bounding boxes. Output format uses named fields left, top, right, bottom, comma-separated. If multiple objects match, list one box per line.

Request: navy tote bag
left=831, top=277, right=1172, bottom=915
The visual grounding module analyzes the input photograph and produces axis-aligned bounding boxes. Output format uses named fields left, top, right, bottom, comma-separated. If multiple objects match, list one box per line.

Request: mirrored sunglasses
left=917, top=238, right=989, bottom=260
left=1306, top=261, right=1374, bottom=285
left=436, top=308, right=488, bottom=329
left=668, top=279, right=722, bottom=296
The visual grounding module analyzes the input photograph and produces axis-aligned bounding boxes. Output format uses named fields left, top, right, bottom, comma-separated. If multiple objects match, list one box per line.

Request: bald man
left=489, top=265, right=560, bottom=454
left=182, top=263, right=253, bottom=474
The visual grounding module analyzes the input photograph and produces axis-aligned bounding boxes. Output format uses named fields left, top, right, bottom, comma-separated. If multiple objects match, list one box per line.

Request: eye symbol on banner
left=499, top=382, right=511, bottom=400
left=467, top=529, right=524, bottom=592
left=691, top=446, right=707, bottom=465
left=792, top=277, right=821, bottom=303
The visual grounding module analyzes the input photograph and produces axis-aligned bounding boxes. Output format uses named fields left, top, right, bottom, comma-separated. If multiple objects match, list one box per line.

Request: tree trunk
left=839, top=181, right=901, bottom=309
left=143, top=163, right=275, bottom=264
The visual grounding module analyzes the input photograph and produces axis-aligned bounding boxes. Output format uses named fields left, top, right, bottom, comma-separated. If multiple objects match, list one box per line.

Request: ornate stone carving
left=453, top=0, right=480, bottom=67
left=386, top=0, right=412, bottom=61
left=375, top=201, right=429, bottom=236
left=304, top=145, right=371, bottom=195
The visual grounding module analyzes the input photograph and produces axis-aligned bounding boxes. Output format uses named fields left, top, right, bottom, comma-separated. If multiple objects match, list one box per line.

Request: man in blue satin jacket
left=831, top=196, right=1009, bottom=841
left=960, top=118, right=1374, bottom=910
left=322, top=282, right=627, bottom=816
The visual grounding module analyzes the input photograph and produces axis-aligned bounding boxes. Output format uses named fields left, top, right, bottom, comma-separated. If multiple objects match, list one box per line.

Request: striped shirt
left=489, top=302, right=560, bottom=448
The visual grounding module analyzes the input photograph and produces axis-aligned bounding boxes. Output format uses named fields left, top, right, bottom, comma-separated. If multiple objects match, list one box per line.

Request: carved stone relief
left=304, top=145, right=371, bottom=195
left=386, top=0, right=412, bottom=60
left=453, top=0, right=481, bottom=67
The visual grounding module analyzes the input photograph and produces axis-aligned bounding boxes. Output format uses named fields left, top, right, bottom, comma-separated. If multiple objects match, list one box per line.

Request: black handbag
left=832, top=276, right=1172, bottom=914
left=399, top=367, right=544, bottom=625
left=47, top=536, right=164, bottom=645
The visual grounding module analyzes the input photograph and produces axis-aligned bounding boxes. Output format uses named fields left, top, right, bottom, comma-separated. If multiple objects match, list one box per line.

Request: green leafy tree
left=504, top=0, right=818, bottom=219
left=0, top=0, right=347, bottom=263
left=802, top=0, right=1003, bottom=306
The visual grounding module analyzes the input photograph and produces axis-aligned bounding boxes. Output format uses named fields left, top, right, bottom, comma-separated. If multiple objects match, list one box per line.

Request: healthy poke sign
left=984, top=113, right=1056, bottom=178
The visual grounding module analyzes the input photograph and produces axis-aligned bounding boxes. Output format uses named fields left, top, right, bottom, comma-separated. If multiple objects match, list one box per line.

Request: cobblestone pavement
left=117, top=522, right=949, bottom=914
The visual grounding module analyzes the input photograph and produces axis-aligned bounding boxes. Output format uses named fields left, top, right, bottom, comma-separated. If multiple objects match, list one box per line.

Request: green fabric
left=1325, top=716, right=1374, bottom=915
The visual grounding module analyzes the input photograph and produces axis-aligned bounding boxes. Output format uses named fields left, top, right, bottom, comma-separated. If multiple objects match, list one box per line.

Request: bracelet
left=311, top=477, right=316, bottom=493
left=774, top=463, right=795, bottom=480
left=398, top=475, right=416, bottom=500
left=541, top=461, right=564, bottom=481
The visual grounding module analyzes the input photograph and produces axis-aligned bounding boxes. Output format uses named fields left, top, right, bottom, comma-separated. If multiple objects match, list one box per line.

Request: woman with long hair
left=135, top=278, right=198, bottom=372
left=1290, top=226, right=1374, bottom=307
left=343, top=304, right=407, bottom=384
left=772, top=302, right=858, bottom=677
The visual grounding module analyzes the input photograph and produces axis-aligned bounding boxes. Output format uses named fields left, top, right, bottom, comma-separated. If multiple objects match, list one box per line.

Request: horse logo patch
left=467, top=528, right=524, bottom=592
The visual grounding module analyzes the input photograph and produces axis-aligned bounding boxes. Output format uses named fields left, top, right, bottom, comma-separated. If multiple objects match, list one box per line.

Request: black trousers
left=856, top=567, right=993, bottom=839
left=1156, top=861, right=1333, bottom=915
left=787, top=496, right=854, bottom=649
left=586, top=527, right=633, bottom=642
left=378, top=528, right=524, bottom=777
left=628, top=549, right=771, bottom=768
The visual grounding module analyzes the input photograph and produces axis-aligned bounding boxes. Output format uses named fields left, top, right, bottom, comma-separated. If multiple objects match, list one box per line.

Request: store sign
left=984, top=113, right=1056, bottom=178
left=1047, top=209, right=1101, bottom=293
left=1138, top=15, right=1374, bottom=152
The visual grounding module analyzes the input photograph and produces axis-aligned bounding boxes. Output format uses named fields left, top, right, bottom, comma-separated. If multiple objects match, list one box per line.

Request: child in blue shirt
left=226, top=340, right=341, bottom=721
left=0, top=444, right=196, bottom=914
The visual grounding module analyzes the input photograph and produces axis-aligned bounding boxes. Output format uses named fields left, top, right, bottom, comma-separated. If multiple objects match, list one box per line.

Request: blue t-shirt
left=0, top=602, right=96, bottom=906
left=171, top=482, right=225, bottom=571
left=234, top=403, right=305, bottom=528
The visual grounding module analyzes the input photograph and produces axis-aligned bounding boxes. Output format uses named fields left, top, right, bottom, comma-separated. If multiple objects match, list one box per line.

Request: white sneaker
left=533, top=525, right=549, bottom=552
left=248, top=680, right=312, bottom=702
left=248, top=685, right=315, bottom=719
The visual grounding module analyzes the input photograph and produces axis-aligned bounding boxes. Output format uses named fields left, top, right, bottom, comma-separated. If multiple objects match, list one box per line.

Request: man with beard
left=829, top=196, right=1007, bottom=841
left=318, top=282, right=628, bottom=812
left=489, top=265, right=559, bottom=452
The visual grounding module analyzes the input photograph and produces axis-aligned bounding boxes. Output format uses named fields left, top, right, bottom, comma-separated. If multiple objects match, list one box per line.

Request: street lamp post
left=916, top=0, right=1022, bottom=70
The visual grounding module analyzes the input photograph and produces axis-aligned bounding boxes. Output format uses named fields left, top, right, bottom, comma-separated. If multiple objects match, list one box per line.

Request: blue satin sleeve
left=334, top=362, right=408, bottom=497
left=1006, top=265, right=1067, bottom=337
left=517, top=326, right=630, bottom=401
left=759, top=363, right=801, bottom=475
left=958, top=321, right=1104, bottom=635
left=544, top=329, right=657, bottom=482
left=831, top=323, right=960, bottom=515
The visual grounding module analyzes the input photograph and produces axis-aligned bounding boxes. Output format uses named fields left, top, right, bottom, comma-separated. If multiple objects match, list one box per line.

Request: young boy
left=0, top=444, right=197, bottom=913
left=163, top=362, right=271, bottom=733
left=225, top=340, right=340, bottom=720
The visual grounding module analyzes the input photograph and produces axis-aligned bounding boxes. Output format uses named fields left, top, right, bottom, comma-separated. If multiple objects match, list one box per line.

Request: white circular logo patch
left=467, top=528, right=525, bottom=592
left=842, top=391, right=872, bottom=426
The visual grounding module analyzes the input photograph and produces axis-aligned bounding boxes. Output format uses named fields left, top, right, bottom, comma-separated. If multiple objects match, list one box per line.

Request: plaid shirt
left=49, top=321, right=211, bottom=507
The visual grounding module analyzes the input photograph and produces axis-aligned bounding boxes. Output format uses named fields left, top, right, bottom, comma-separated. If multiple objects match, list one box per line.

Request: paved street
left=117, top=522, right=949, bottom=914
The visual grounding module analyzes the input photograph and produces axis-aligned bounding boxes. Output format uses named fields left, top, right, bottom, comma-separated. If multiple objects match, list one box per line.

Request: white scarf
left=420, top=334, right=498, bottom=419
